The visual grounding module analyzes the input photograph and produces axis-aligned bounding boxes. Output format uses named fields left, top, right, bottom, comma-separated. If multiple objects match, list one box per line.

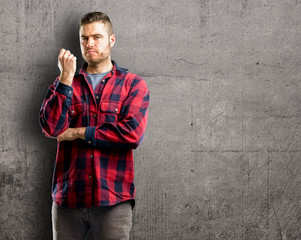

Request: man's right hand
left=58, top=49, right=77, bottom=86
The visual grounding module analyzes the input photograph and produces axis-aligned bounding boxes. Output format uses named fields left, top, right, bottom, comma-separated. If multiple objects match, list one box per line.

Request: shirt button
left=102, top=79, right=105, bottom=82
left=69, top=90, right=72, bottom=94
left=90, top=155, right=93, bottom=158
left=88, top=140, right=91, bottom=144
left=96, top=96, right=99, bottom=99
left=93, top=114, right=96, bottom=118
left=71, top=110, right=75, bottom=114
left=115, top=108, right=118, bottom=112
left=88, top=176, right=92, bottom=179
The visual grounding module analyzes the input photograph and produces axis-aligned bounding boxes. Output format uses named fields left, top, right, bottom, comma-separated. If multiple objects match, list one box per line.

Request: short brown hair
left=80, top=12, right=113, bottom=35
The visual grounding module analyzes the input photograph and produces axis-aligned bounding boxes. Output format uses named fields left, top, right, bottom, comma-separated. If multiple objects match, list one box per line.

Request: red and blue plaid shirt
left=39, top=61, right=149, bottom=208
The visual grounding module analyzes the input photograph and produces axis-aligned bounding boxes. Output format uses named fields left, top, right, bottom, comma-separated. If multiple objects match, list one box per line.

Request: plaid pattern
left=39, top=61, right=149, bottom=208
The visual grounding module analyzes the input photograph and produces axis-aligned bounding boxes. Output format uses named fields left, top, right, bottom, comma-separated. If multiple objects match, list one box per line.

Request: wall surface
left=1, top=0, right=301, bottom=239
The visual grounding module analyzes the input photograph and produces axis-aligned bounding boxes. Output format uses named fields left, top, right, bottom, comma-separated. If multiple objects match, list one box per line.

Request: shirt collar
left=77, top=60, right=128, bottom=77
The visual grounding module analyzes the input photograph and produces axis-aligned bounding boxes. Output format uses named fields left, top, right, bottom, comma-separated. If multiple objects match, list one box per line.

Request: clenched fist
left=58, top=49, right=77, bottom=86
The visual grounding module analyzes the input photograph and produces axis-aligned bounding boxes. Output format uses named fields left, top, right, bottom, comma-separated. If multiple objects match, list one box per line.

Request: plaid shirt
left=39, top=61, right=149, bottom=208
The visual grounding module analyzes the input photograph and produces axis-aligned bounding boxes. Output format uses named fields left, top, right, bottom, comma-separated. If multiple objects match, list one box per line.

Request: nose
left=86, top=37, right=94, bottom=48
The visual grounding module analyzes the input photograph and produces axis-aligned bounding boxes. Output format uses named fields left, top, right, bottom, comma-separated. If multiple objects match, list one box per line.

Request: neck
left=86, top=58, right=113, bottom=74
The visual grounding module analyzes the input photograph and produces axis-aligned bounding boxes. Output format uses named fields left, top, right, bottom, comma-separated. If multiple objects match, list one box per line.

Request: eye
left=81, top=37, right=88, bottom=42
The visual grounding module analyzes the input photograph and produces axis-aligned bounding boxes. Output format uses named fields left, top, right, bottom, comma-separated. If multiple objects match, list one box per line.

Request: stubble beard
left=84, top=45, right=111, bottom=67
left=86, top=54, right=109, bottom=66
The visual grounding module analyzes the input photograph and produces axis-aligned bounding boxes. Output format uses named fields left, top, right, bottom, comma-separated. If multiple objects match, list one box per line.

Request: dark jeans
left=52, top=201, right=132, bottom=240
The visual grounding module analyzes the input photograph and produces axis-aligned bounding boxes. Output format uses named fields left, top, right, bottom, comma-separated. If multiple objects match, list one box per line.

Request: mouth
left=86, top=50, right=97, bottom=55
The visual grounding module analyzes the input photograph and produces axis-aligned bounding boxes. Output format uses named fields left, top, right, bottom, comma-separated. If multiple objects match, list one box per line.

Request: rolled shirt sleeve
left=39, top=78, right=73, bottom=137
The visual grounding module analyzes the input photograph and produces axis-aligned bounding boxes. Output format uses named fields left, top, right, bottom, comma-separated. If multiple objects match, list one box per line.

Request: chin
left=84, top=56, right=97, bottom=64
left=89, top=56, right=110, bottom=65
left=87, top=59, right=105, bottom=66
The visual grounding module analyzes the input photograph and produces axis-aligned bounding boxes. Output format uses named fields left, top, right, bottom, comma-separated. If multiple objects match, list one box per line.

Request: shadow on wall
left=26, top=14, right=88, bottom=239
left=31, top=16, right=85, bottom=149
left=32, top=13, right=85, bottom=140
left=58, top=18, right=85, bottom=68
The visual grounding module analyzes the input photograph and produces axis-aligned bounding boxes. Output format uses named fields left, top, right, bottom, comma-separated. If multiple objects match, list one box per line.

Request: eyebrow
left=80, top=34, right=103, bottom=38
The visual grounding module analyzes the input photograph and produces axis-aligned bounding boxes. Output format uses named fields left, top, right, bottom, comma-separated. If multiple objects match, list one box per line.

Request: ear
left=110, top=34, right=116, bottom=47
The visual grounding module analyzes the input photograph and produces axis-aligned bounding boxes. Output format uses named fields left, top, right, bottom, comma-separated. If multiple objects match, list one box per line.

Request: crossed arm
left=41, top=49, right=149, bottom=147
left=44, top=48, right=81, bottom=142
left=40, top=77, right=149, bottom=148
left=56, top=127, right=86, bottom=142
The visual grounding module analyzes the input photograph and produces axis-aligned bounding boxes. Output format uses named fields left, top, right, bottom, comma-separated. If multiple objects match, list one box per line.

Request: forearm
left=39, top=80, right=73, bottom=137
left=40, top=48, right=77, bottom=138
left=84, top=111, right=148, bottom=149
left=57, top=121, right=145, bottom=147
left=57, top=127, right=86, bottom=142
left=59, top=74, right=74, bottom=86
left=75, top=127, right=86, bottom=140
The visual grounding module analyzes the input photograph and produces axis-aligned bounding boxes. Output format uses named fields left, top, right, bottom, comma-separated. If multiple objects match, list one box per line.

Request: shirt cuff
left=55, top=81, right=73, bottom=98
left=85, top=126, right=96, bottom=146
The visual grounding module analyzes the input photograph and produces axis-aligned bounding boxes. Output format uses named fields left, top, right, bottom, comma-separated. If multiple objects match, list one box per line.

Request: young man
left=39, top=12, right=149, bottom=240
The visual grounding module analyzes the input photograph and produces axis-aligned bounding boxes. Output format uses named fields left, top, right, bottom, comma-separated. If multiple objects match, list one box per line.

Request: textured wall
left=1, top=0, right=301, bottom=239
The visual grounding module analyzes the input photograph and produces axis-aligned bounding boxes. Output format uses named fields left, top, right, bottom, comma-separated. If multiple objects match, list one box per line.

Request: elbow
left=39, top=118, right=63, bottom=138
left=39, top=117, right=52, bottom=137
left=39, top=112, right=69, bottom=138
left=130, top=141, right=139, bottom=149
left=41, top=127, right=64, bottom=138
left=40, top=125, right=59, bottom=138
left=130, top=134, right=145, bottom=149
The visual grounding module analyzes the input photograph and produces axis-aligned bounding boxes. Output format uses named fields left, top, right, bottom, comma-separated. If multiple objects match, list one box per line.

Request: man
left=39, top=12, right=149, bottom=240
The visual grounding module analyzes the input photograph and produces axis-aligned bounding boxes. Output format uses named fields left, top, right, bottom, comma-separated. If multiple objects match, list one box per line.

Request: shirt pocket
left=100, top=100, right=123, bottom=123
left=69, top=102, right=87, bottom=127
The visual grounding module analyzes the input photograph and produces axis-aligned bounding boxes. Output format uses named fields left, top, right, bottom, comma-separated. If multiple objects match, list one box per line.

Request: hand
left=57, top=128, right=77, bottom=142
left=58, top=49, right=77, bottom=86
left=57, top=127, right=86, bottom=142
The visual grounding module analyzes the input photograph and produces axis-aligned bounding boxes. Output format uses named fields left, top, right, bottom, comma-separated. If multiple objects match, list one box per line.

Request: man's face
left=79, top=21, right=115, bottom=65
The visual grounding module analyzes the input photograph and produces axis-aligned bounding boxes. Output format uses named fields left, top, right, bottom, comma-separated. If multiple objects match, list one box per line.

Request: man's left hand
left=57, top=127, right=86, bottom=142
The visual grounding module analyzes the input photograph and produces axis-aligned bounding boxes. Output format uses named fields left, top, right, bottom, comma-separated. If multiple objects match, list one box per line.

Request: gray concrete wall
left=1, top=0, right=300, bottom=239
